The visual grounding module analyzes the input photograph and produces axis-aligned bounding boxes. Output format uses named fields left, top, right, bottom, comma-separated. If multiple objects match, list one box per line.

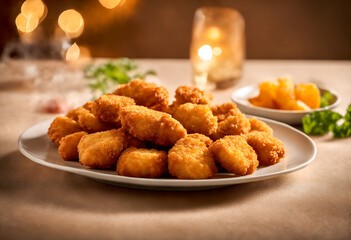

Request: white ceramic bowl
left=231, top=84, right=341, bottom=125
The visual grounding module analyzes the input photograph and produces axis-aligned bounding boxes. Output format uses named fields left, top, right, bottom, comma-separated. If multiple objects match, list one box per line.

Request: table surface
left=0, top=59, right=350, bottom=240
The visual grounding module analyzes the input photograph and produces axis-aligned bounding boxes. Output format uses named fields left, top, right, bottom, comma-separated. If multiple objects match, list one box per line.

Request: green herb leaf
left=84, top=58, right=156, bottom=99
left=320, top=91, right=333, bottom=108
left=302, top=104, right=351, bottom=138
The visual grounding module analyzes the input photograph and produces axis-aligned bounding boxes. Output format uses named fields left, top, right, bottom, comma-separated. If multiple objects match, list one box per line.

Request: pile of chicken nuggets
left=48, top=79, right=286, bottom=179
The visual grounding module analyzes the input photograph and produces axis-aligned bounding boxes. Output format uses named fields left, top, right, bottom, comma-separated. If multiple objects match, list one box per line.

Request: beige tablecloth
left=0, top=59, right=350, bottom=240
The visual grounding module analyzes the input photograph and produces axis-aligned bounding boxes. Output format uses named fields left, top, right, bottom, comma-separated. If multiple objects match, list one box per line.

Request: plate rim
left=18, top=116, right=317, bottom=188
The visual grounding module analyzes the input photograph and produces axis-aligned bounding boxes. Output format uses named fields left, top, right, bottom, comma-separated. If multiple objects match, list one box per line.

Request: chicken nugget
left=171, top=85, right=213, bottom=108
left=169, top=86, right=213, bottom=113
left=211, top=102, right=242, bottom=122
left=78, top=129, right=126, bottom=169
left=114, top=79, right=169, bottom=111
left=185, top=133, right=213, bottom=147
left=75, top=107, right=115, bottom=133
left=119, top=105, right=186, bottom=146
left=117, top=147, right=167, bottom=178
left=210, top=135, right=258, bottom=176
left=248, top=117, right=273, bottom=135
left=66, top=102, right=94, bottom=121
left=92, top=94, right=135, bottom=125
left=211, top=113, right=250, bottom=140
left=58, top=131, right=87, bottom=160
left=243, top=131, right=286, bottom=165
left=48, top=116, right=82, bottom=146
left=168, top=137, right=217, bottom=179
left=173, top=103, right=218, bottom=136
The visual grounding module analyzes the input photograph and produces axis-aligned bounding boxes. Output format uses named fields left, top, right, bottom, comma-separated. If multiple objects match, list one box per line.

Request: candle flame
left=58, top=9, right=84, bottom=38
left=198, top=44, right=213, bottom=61
left=66, top=42, right=80, bottom=62
left=99, top=0, right=121, bottom=9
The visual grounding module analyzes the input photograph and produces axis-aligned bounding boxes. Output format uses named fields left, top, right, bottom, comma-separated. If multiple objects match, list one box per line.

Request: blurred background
left=1, top=0, right=351, bottom=60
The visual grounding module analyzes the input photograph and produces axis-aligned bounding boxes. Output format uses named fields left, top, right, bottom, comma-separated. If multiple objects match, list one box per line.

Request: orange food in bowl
left=248, top=81, right=278, bottom=109
left=294, top=83, right=321, bottom=109
left=249, top=77, right=321, bottom=111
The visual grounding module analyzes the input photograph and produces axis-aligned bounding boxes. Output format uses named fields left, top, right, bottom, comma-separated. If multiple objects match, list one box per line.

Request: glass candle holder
left=190, top=7, right=245, bottom=89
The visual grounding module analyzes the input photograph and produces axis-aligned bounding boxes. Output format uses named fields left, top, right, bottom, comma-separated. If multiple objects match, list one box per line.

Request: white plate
left=18, top=117, right=316, bottom=191
left=232, top=84, right=340, bottom=125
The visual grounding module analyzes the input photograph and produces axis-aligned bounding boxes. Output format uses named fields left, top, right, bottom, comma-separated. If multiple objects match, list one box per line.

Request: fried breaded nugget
left=211, top=113, right=250, bottom=140
left=243, top=131, right=286, bottom=165
left=168, top=137, right=217, bottom=179
left=173, top=103, right=218, bottom=136
left=58, top=131, right=87, bottom=160
left=66, top=102, right=94, bottom=121
left=114, top=79, right=169, bottom=111
left=78, top=129, right=126, bottom=169
left=75, top=107, right=115, bottom=133
left=117, top=147, right=167, bottom=178
left=248, top=117, right=273, bottom=135
left=186, top=133, right=213, bottom=147
left=119, top=105, right=187, bottom=146
left=210, top=136, right=258, bottom=176
left=92, top=94, right=135, bottom=125
left=211, top=102, right=242, bottom=122
left=48, top=116, right=82, bottom=146
left=173, top=85, right=213, bottom=105
left=169, top=86, right=213, bottom=113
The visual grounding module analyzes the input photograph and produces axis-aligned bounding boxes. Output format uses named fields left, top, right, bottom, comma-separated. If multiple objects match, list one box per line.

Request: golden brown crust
left=248, top=118, right=273, bottom=135
left=58, top=131, right=87, bottom=160
left=173, top=103, right=218, bottom=136
left=185, top=134, right=213, bottom=147
left=169, top=86, right=213, bottom=113
left=117, top=147, right=168, bottom=178
left=211, top=113, right=250, bottom=140
left=168, top=138, right=217, bottom=179
left=78, top=129, right=126, bottom=169
left=92, top=94, right=135, bottom=124
left=174, top=86, right=213, bottom=105
left=48, top=116, right=82, bottom=146
left=114, top=79, right=169, bottom=111
left=210, top=135, right=258, bottom=176
left=243, top=131, right=286, bottom=165
left=75, top=107, right=115, bottom=133
left=119, top=105, right=187, bottom=146
left=211, top=102, right=242, bottom=122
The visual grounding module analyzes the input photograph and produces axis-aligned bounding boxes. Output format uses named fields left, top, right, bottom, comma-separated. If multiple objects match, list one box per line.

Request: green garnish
left=85, top=58, right=156, bottom=99
left=302, top=104, right=351, bottom=138
left=320, top=91, right=333, bottom=108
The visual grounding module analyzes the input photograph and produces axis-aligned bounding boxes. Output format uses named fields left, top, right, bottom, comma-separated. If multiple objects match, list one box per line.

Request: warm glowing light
left=21, top=0, right=45, bottom=18
left=16, top=13, right=39, bottom=33
left=198, top=44, right=213, bottom=61
left=66, top=42, right=80, bottom=62
left=58, top=9, right=84, bottom=38
left=213, top=47, right=222, bottom=56
left=99, top=0, right=121, bottom=9
left=207, top=27, right=221, bottom=40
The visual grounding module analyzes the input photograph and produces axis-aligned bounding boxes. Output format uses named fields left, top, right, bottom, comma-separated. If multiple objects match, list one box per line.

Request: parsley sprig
left=85, top=58, right=156, bottom=99
left=302, top=104, right=351, bottom=138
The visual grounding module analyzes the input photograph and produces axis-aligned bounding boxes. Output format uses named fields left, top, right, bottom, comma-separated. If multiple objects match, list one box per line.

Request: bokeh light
left=15, top=13, right=39, bottom=33
left=66, top=42, right=80, bottom=62
left=198, top=44, right=213, bottom=61
left=58, top=9, right=84, bottom=38
left=98, top=0, right=121, bottom=9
